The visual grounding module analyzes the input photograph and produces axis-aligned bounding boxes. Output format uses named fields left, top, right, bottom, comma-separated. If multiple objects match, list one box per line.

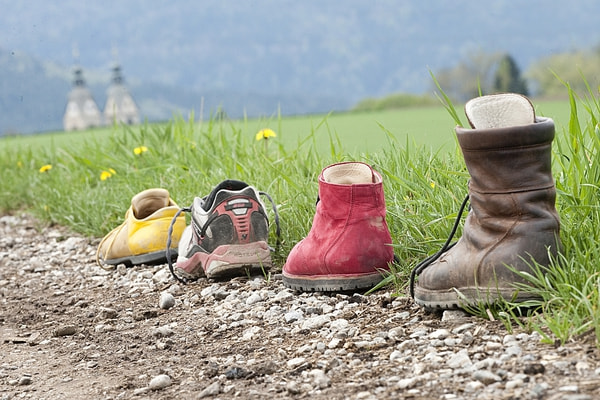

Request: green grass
left=1, top=100, right=578, bottom=155
left=1, top=95, right=599, bottom=345
left=1, top=108, right=459, bottom=155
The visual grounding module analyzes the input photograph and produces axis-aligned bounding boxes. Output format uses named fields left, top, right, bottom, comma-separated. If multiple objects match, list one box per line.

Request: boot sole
left=282, top=272, right=384, bottom=292
left=414, top=286, right=543, bottom=311
left=176, top=242, right=271, bottom=280
left=101, top=248, right=178, bottom=268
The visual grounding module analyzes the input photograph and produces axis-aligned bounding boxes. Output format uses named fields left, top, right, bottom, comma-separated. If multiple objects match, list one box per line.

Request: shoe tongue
left=465, top=93, right=535, bottom=129
left=202, top=180, right=249, bottom=210
left=131, top=188, right=170, bottom=219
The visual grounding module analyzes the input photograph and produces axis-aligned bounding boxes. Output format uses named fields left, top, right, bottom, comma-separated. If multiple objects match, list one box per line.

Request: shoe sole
left=101, top=249, right=177, bottom=268
left=413, top=286, right=543, bottom=311
left=176, top=241, right=271, bottom=279
left=281, top=271, right=384, bottom=292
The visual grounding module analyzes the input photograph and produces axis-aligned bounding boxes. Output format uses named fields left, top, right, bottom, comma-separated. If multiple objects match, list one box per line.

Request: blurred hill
left=1, top=0, right=599, bottom=134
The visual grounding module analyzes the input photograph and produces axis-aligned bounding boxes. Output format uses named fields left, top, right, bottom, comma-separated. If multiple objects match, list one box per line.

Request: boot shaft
left=456, top=117, right=556, bottom=194
left=456, top=116, right=560, bottom=236
left=317, top=162, right=387, bottom=221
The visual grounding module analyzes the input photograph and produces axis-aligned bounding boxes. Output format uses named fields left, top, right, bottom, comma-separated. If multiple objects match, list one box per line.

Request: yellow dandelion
left=429, top=181, right=436, bottom=189
left=17, top=161, right=23, bottom=168
left=39, top=164, right=52, bottom=173
left=100, top=170, right=114, bottom=181
left=255, top=128, right=277, bottom=141
left=133, top=146, right=149, bottom=155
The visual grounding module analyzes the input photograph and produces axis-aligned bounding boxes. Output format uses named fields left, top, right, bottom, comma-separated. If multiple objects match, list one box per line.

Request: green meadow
left=0, top=99, right=576, bottom=155
left=2, top=95, right=600, bottom=346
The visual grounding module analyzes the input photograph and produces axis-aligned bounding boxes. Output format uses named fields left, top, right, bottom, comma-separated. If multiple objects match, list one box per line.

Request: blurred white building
left=103, top=64, right=140, bottom=126
left=63, top=67, right=102, bottom=131
left=63, top=63, right=140, bottom=131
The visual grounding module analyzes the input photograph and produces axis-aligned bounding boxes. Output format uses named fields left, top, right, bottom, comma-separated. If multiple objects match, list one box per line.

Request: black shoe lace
left=165, top=192, right=282, bottom=284
left=166, top=206, right=191, bottom=284
left=409, top=194, right=470, bottom=299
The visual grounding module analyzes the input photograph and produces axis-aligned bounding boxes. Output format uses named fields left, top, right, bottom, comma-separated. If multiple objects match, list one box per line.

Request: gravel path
left=1, top=214, right=599, bottom=399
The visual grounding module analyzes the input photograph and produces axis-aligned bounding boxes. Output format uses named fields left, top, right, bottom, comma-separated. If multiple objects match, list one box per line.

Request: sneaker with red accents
left=166, top=180, right=280, bottom=281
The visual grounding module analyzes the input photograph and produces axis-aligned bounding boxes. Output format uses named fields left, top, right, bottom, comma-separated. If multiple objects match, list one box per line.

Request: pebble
left=99, top=307, right=118, bottom=319
left=442, top=310, right=470, bottom=321
left=447, top=349, right=472, bottom=369
left=152, top=325, right=174, bottom=337
left=301, top=315, right=330, bottom=330
left=245, top=292, right=263, bottom=305
left=472, top=370, right=502, bottom=384
left=429, top=329, right=451, bottom=340
left=576, top=361, right=590, bottom=375
left=310, top=369, right=331, bottom=389
left=388, top=326, right=405, bottom=341
left=287, top=357, right=307, bottom=369
left=197, top=381, right=221, bottom=398
left=284, top=310, right=303, bottom=323
left=2, top=214, right=599, bottom=400
left=18, top=375, right=33, bottom=385
left=159, top=292, right=176, bottom=309
left=52, top=325, right=78, bottom=337
left=464, top=381, right=484, bottom=392
left=505, top=345, right=522, bottom=357
left=506, top=378, right=524, bottom=390
left=389, top=350, right=403, bottom=361
left=149, top=374, right=172, bottom=390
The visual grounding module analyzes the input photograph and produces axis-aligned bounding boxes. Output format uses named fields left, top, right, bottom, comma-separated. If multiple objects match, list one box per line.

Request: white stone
left=396, top=377, right=417, bottom=389
left=558, top=385, right=579, bottom=392
left=447, top=349, right=472, bottom=369
left=284, top=310, right=303, bottom=323
left=441, top=309, right=469, bottom=322
left=197, top=381, right=221, bottom=398
left=505, top=345, right=522, bottom=357
left=330, top=318, right=349, bottom=332
left=310, top=369, right=331, bottom=389
left=149, top=374, right=172, bottom=390
left=429, top=329, right=451, bottom=340
left=159, top=292, right=176, bottom=309
left=464, top=381, right=484, bottom=392
left=241, top=326, right=262, bottom=341
left=472, top=370, right=501, bottom=384
left=152, top=268, right=171, bottom=283
left=505, top=379, right=524, bottom=390
left=287, top=357, right=306, bottom=369
left=301, top=315, right=330, bottom=330
left=245, top=293, right=263, bottom=305
left=389, top=350, right=403, bottom=361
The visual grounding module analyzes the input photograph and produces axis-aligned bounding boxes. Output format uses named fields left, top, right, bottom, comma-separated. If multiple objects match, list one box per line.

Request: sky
left=1, top=0, right=600, bottom=136
left=2, top=0, right=599, bottom=97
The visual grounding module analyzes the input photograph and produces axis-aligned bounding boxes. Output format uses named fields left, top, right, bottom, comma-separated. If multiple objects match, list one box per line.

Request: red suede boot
left=282, top=162, right=394, bottom=291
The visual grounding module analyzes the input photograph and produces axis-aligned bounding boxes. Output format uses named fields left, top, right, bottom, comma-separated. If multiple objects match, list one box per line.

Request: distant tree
left=432, top=50, right=502, bottom=102
left=493, top=54, right=528, bottom=95
left=525, top=50, right=600, bottom=98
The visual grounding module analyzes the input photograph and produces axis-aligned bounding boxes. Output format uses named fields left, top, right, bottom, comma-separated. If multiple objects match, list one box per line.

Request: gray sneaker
left=166, top=180, right=280, bottom=282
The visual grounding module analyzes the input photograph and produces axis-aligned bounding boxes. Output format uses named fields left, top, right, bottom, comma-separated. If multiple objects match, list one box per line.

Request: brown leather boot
left=413, top=93, right=562, bottom=309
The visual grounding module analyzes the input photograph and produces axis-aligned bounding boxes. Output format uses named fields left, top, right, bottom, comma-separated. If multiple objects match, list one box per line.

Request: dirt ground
left=1, top=214, right=600, bottom=400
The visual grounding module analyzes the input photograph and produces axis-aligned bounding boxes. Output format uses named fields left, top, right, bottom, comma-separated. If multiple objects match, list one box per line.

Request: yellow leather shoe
left=96, top=188, right=186, bottom=268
